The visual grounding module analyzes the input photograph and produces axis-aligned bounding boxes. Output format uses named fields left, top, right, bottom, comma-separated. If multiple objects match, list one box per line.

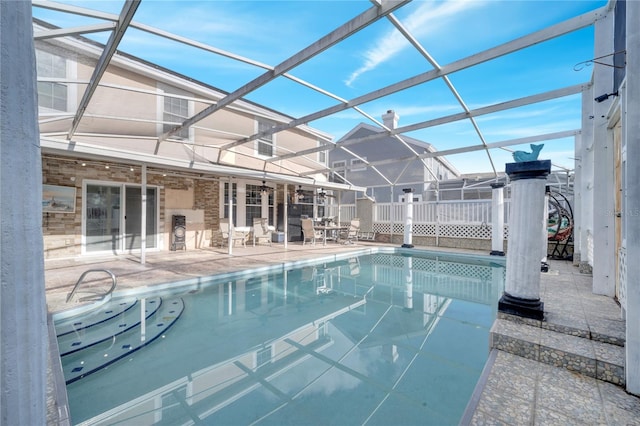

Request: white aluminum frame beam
left=33, top=0, right=119, bottom=21
left=386, top=13, right=498, bottom=176
left=235, top=7, right=603, bottom=155
left=34, top=22, right=116, bottom=40
left=30, top=1, right=600, bottom=191
left=287, top=83, right=586, bottom=165
left=161, top=0, right=409, bottom=142
left=299, top=129, right=579, bottom=177
left=67, top=0, right=140, bottom=140
left=40, top=136, right=365, bottom=192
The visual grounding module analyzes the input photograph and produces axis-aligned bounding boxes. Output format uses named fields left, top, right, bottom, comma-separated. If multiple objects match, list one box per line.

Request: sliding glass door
left=125, top=187, right=157, bottom=250
left=84, top=183, right=158, bottom=254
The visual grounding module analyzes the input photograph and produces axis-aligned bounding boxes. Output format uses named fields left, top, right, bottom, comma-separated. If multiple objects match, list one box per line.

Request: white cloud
left=345, top=0, right=485, bottom=86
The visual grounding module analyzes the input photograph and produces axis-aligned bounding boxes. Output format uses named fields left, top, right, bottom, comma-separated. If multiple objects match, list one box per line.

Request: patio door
left=84, top=183, right=158, bottom=254
left=124, top=187, right=157, bottom=251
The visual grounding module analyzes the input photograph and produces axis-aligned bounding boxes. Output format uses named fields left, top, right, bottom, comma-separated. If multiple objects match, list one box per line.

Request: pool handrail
left=66, top=269, right=117, bottom=303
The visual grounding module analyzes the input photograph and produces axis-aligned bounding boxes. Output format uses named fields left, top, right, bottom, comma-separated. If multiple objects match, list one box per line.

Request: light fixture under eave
left=594, top=91, right=618, bottom=103
left=317, top=188, right=327, bottom=201
left=259, top=180, right=271, bottom=195
left=295, top=185, right=305, bottom=201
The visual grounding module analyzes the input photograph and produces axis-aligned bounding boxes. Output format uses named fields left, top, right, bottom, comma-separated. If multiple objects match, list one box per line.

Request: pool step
left=60, top=297, right=185, bottom=384
left=57, top=297, right=162, bottom=356
left=490, top=314, right=625, bottom=386
left=55, top=297, right=139, bottom=337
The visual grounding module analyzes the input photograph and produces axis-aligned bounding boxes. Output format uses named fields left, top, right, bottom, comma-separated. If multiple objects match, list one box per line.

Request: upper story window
left=332, top=160, right=347, bottom=182
left=350, top=157, right=367, bottom=172
left=256, top=119, right=274, bottom=157
left=163, top=95, right=190, bottom=140
left=36, top=50, right=67, bottom=112
left=318, top=150, right=326, bottom=164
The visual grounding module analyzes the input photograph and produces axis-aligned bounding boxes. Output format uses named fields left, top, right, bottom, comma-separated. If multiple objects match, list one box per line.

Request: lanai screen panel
left=32, top=0, right=606, bottom=182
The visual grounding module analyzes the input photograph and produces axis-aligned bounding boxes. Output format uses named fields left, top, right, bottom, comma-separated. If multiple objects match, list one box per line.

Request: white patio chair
left=339, top=218, right=360, bottom=245
left=301, top=218, right=323, bottom=245
left=219, top=218, right=246, bottom=247
left=252, top=217, right=272, bottom=246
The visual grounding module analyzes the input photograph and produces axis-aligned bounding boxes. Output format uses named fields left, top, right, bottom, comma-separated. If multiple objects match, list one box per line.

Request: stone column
left=498, top=160, right=551, bottom=320
left=401, top=188, right=414, bottom=248
left=490, top=183, right=505, bottom=256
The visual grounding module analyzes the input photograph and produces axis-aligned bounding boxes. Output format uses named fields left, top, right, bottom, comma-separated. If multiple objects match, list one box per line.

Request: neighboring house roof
left=334, top=122, right=460, bottom=178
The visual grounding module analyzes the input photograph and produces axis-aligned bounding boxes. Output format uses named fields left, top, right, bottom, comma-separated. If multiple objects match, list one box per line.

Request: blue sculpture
left=513, top=144, right=544, bottom=162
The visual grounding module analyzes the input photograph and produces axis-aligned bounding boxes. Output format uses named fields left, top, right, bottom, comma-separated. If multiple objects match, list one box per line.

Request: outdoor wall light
left=594, top=91, right=618, bottom=103
left=259, top=180, right=270, bottom=195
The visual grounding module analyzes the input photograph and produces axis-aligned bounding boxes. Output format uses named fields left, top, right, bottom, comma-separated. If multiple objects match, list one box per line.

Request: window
left=36, top=50, right=67, bottom=111
left=295, top=188, right=315, bottom=217
left=318, top=145, right=326, bottom=164
left=350, top=157, right=367, bottom=172
left=163, top=95, right=190, bottom=139
left=223, top=182, right=237, bottom=224
left=245, top=184, right=262, bottom=225
left=399, top=193, right=422, bottom=203
left=256, top=119, right=274, bottom=157
left=332, top=160, right=347, bottom=182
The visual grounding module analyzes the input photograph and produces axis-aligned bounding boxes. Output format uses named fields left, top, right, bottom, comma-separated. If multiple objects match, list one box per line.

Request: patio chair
left=252, top=217, right=272, bottom=247
left=339, top=218, right=360, bottom=245
left=219, top=218, right=246, bottom=248
left=301, top=218, right=323, bottom=245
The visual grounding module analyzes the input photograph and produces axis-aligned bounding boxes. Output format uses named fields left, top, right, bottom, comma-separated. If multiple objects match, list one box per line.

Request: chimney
left=382, top=110, right=399, bottom=129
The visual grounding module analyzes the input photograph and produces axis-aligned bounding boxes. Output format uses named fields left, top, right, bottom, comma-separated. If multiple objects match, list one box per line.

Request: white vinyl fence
left=327, top=199, right=511, bottom=240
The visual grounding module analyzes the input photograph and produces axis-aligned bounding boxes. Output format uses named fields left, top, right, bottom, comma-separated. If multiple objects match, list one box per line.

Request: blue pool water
left=55, top=250, right=505, bottom=425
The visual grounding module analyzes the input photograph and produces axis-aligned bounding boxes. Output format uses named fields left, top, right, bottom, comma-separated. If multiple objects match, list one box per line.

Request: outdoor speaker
left=171, top=215, right=186, bottom=251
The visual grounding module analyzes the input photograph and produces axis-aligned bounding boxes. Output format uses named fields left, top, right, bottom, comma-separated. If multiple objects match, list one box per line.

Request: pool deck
left=44, top=243, right=640, bottom=425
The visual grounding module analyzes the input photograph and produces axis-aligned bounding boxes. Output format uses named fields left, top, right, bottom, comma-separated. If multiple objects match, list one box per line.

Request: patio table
left=314, top=225, right=348, bottom=246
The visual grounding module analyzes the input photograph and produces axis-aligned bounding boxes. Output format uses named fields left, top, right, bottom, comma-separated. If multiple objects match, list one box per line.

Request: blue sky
left=33, top=0, right=608, bottom=175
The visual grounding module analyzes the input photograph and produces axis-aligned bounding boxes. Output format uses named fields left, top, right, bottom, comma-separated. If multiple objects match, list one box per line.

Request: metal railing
left=66, top=269, right=117, bottom=303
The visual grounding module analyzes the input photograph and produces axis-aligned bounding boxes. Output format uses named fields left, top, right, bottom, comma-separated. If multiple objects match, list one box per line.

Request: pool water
left=56, top=251, right=505, bottom=425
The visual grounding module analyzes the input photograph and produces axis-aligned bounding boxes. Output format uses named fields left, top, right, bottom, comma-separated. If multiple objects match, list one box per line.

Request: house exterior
left=328, top=110, right=459, bottom=204
left=34, top=23, right=357, bottom=259
left=574, top=0, right=640, bottom=395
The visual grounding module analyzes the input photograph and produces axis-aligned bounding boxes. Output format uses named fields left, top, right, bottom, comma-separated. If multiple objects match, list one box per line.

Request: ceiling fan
left=317, top=188, right=336, bottom=201
left=259, top=180, right=272, bottom=195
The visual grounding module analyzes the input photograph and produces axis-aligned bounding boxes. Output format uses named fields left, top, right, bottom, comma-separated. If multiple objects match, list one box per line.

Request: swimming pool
left=54, top=249, right=505, bottom=425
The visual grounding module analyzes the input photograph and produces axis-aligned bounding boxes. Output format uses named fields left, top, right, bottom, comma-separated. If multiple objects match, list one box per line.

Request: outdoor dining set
left=218, top=217, right=361, bottom=247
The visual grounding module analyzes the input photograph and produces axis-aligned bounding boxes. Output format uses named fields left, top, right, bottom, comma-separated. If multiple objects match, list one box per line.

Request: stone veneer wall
left=42, top=156, right=219, bottom=259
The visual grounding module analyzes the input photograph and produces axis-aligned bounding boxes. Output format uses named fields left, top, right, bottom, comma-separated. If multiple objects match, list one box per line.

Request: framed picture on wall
left=42, top=184, right=76, bottom=213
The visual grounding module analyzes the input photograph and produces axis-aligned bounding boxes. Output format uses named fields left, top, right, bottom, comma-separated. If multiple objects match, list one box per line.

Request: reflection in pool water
left=56, top=250, right=505, bottom=425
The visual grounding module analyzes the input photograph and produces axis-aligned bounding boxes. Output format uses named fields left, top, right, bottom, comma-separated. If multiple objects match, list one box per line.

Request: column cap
left=506, top=160, right=551, bottom=181
left=490, top=182, right=505, bottom=189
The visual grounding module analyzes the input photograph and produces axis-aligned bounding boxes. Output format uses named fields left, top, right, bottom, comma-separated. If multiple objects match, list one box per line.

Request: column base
left=498, top=292, right=544, bottom=320
left=401, top=244, right=414, bottom=248
left=490, top=250, right=505, bottom=256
